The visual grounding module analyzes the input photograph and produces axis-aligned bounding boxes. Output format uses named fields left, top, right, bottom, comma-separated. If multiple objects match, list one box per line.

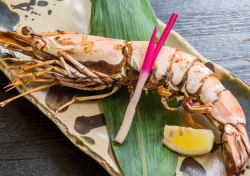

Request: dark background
left=0, top=0, right=250, bottom=175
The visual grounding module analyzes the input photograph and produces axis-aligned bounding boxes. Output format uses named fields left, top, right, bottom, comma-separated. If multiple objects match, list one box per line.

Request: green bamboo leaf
left=91, top=0, right=159, bottom=41
left=91, top=0, right=179, bottom=175
left=103, top=89, right=178, bottom=176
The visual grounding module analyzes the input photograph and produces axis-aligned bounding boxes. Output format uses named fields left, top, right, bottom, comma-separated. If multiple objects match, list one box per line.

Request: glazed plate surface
left=0, top=1, right=250, bottom=175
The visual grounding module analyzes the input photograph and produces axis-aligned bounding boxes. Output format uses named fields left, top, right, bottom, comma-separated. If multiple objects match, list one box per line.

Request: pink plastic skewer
left=115, top=27, right=157, bottom=144
left=115, top=13, right=178, bottom=144
left=141, top=27, right=158, bottom=72
left=150, top=13, right=178, bottom=70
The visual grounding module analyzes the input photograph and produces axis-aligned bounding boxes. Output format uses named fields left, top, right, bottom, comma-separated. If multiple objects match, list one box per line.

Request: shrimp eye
left=21, top=26, right=33, bottom=35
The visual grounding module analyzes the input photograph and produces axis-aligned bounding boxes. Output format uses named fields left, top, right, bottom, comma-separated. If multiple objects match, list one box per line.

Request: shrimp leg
left=158, top=85, right=177, bottom=111
left=54, top=86, right=120, bottom=116
left=183, top=110, right=204, bottom=128
left=182, top=96, right=213, bottom=114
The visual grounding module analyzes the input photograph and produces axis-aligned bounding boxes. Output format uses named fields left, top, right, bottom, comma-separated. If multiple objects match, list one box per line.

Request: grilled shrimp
left=0, top=27, right=249, bottom=175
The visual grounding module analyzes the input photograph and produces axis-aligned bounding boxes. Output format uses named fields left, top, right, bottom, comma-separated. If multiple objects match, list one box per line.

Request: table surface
left=1, top=0, right=250, bottom=175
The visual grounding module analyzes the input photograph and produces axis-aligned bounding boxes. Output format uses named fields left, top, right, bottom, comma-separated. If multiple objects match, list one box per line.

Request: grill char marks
left=80, top=59, right=125, bottom=76
left=79, top=42, right=131, bottom=79
left=185, top=62, right=213, bottom=95
left=165, top=49, right=226, bottom=108
left=170, top=50, right=196, bottom=87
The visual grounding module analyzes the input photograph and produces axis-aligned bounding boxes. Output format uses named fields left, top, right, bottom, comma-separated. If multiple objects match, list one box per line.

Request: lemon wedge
left=163, top=125, right=215, bottom=156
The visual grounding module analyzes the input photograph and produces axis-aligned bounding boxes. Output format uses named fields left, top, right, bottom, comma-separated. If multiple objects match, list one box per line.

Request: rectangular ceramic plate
left=0, top=1, right=250, bottom=175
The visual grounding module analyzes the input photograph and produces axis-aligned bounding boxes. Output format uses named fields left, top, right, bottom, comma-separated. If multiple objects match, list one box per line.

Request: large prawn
left=0, top=27, right=249, bottom=175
